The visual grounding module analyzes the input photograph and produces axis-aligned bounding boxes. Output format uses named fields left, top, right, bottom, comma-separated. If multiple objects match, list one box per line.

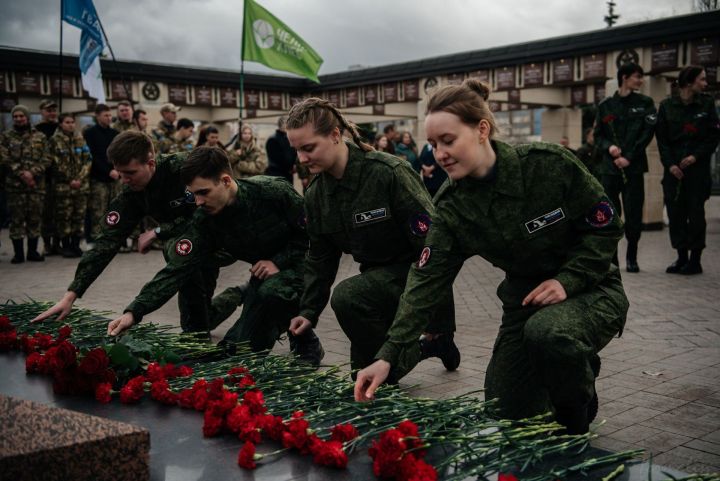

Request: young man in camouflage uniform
left=152, top=103, right=179, bottom=154
left=167, top=118, right=195, bottom=154
left=0, top=105, right=51, bottom=263
left=105, top=147, right=324, bottom=365
left=112, top=100, right=134, bottom=132
left=35, top=99, right=60, bottom=256
left=593, top=63, right=656, bottom=273
left=47, top=113, right=92, bottom=258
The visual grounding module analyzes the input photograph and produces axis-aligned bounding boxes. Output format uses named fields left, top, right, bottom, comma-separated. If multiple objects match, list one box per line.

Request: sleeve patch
left=175, top=239, right=193, bottom=256
left=105, top=211, right=120, bottom=226
left=410, top=213, right=432, bottom=237
left=417, top=246, right=432, bottom=268
left=586, top=201, right=614, bottom=228
left=645, top=113, right=657, bottom=125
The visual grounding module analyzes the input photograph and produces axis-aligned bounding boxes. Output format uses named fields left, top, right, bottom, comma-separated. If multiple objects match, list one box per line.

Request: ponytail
left=287, top=98, right=374, bottom=152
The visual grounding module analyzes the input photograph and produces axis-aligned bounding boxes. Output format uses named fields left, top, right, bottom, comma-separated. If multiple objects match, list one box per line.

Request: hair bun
left=463, top=79, right=491, bottom=101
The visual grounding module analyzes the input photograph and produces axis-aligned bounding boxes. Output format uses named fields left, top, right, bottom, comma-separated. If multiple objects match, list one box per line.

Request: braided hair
left=286, top=97, right=374, bottom=152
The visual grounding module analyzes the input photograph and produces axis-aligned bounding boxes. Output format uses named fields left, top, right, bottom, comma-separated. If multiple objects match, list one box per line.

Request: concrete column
left=643, top=75, right=670, bottom=229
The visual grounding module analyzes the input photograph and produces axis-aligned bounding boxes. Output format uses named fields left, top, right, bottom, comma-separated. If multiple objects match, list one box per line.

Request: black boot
left=680, top=249, right=703, bottom=275
left=61, top=236, right=78, bottom=258
left=43, top=236, right=56, bottom=256
left=52, top=236, right=62, bottom=255
left=625, top=240, right=639, bottom=273
left=11, top=239, right=25, bottom=264
left=666, top=249, right=688, bottom=274
left=289, top=329, right=325, bottom=368
left=71, top=236, right=84, bottom=257
left=420, top=333, right=461, bottom=371
left=26, top=238, right=45, bottom=262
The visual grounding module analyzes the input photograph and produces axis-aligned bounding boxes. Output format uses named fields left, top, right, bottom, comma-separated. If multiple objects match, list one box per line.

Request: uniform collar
left=490, top=140, right=524, bottom=198
left=321, top=142, right=364, bottom=195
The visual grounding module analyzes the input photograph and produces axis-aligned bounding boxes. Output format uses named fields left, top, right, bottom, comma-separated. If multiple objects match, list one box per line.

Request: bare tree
left=694, top=0, right=719, bottom=11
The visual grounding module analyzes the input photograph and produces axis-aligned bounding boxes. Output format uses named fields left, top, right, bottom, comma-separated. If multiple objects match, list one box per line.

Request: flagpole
left=95, top=13, right=131, bottom=103
left=239, top=0, right=246, bottom=130
left=59, top=0, right=64, bottom=112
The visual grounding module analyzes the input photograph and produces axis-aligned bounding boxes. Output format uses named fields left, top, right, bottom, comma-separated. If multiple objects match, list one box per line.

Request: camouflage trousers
left=484, top=267, right=628, bottom=420
left=7, top=190, right=44, bottom=239
left=330, top=262, right=455, bottom=375
left=55, top=191, right=89, bottom=237
left=41, top=176, right=56, bottom=239
left=89, top=180, right=121, bottom=240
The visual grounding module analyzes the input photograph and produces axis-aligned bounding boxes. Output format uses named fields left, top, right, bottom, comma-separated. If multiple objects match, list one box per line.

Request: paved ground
left=1, top=197, right=719, bottom=474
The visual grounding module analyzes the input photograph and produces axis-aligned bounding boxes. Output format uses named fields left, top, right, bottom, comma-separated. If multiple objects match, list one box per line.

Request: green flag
left=242, top=0, right=323, bottom=83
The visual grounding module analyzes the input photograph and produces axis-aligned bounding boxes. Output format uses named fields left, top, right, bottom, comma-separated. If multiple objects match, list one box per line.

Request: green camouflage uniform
left=227, top=143, right=266, bottom=179
left=593, top=91, right=656, bottom=244
left=125, top=176, right=308, bottom=351
left=656, top=93, right=720, bottom=252
left=0, top=127, right=50, bottom=239
left=35, top=121, right=59, bottom=245
left=377, top=141, right=628, bottom=419
left=152, top=121, right=175, bottom=155
left=67, top=153, right=219, bottom=333
left=112, top=119, right=134, bottom=133
left=47, top=130, right=91, bottom=237
left=167, top=136, right=195, bottom=154
left=299, top=143, right=454, bottom=372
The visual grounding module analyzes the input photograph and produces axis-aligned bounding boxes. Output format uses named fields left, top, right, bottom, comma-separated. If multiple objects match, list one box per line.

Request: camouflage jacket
left=167, top=136, right=195, bottom=154
left=124, top=176, right=308, bottom=323
left=299, top=142, right=435, bottom=326
left=0, top=127, right=51, bottom=193
left=377, top=141, right=624, bottom=368
left=48, top=130, right=92, bottom=194
left=68, top=152, right=196, bottom=297
left=152, top=121, right=176, bottom=154
left=656, top=92, right=720, bottom=171
left=112, top=119, right=134, bottom=133
left=593, top=91, right=657, bottom=176
left=227, top=143, right=266, bottom=178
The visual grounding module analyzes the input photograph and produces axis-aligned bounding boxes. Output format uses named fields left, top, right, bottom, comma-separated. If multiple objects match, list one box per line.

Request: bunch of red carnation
left=0, top=315, right=18, bottom=350
left=119, top=361, right=194, bottom=405
left=368, top=420, right=437, bottom=481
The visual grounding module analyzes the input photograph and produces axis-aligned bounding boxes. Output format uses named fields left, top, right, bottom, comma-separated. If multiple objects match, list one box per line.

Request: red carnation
left=177, top=388, right=195, bottom=409
left=683, top=122, right=699, bottom=134
left=146, top=362, right=166, bottom=382
left=47, top=340, right=77, bottom=372
left=175, top=365, right=193, bottom=377
left=226, top=405, right=254, bottom=434
left=242, top=390, right=266, bottom=416
left=25, top=352, right=44, bottom=373
left=202, top=411, right=224, bottom=437
left=119, top=375, right=146, bottom=404
left=239, top=374, right=256, bottom=388
left=58, top=325, right=72, bottom=340
left=227, top=366, right=249, bottom=382
left=78, top=348, right=109, bottom=376
left=150, top=379, right=179, bottom=405
left=282, top=416, right=312, bottom=452
left=330, top=423, right=359, bottom=443
left=237, top=441, right=258, bottom=469
left=399, top=455, right=438, bottom=481
left=95, top=382, right=112, bottom=404
left=33, top=332, right=54, bottom=350
left=602, top=114, right=616, bottom=124
left=0, top=330, right=18, bottom=351
left=259, top=414, right=285, bottom=441
left=19, top=334, right=36, bottom=353
left=499, top=474, right=519, bottom=481
left=311, top=440, right=348, bottom=469
left=207, top=378, right=226, bottom=400
left=0, top=315, right=13, bottom=331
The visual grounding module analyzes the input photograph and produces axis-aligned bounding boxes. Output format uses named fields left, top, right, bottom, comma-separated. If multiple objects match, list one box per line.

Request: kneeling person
left=107, top=147, right=323, bottom=363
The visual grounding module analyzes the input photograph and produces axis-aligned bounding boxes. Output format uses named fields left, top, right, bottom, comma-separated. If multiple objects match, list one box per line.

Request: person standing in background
left=35, top=99, right=61, bottom=256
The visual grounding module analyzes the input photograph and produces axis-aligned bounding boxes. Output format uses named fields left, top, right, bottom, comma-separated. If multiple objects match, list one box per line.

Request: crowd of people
left=1, top=63, right=717, bottom=435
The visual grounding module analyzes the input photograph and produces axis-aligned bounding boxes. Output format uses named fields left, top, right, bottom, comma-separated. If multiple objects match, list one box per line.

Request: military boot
left=666, top=249, right=688, bottom=274
left=289, top=330, right=325, bottom=368
left=61, top=236, right=79, bottom=258
left=680, top=249, right=703, bottom=275
left=625, top=240, right=639, bottom=273
left=11, top=239, right=25, bottom=264
left=420, top=333, right=461, bottom=371
left=71, top=236, right=84, bottom=257
left=43, top=236, right=56, bottom=256
left=26, top=238, right=45, bottom=262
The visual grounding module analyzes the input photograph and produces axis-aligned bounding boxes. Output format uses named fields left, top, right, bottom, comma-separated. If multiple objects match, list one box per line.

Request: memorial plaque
left=372, top=104, right=385, bottom=115
left=168, top=84, right=187, bottom=105
left=553, top=59, right=573, bottom=83
left=651, top=43, right=678, bottom=72
left=496, top=67, right=516, bottom=90
left=383, top=83, right=398, bottom=103
left=403, top=80, right=419, bottom=101
left=109, top=79, right=131, bottom=100
left=364, top=85, right=378, bottom=104
left=594, top=83, right=606, bottom=104
left=583, top=54, right=606, bottom=80
left=195, top=86, right=213, bottom=106
left=1, top=94, right=18, bottom=112
left=51, top=75, right=75, bottom=96
left=345, top=87, right=359, bottom=107
left=0, top=72, right=5, bottom=92
left=447, top=73, right=464, bottom=86
left=523, top=63, right=544, bottom=87
left=327, top=90, right=340, bottom=107
left=219, top=88, right=237, bottom=107
left=468, top=70, right=490, bottom=83
left=244, top=89, right=260, bottom=108
left=488, top=101, right=501, bottom=112
left=691, top=37, right=719, bottom=65
left=245, top=108, right=257, bottom=118
left=706, top=66, right=718, bottom=85
left=508, top=89, right=521, bottom=103
left=17, top=72, right=41, bottom=94
left=571, top=85, right=587, bottom=106
left=268, top=91, right=283, bottom=110
left=289, top=95, right=304, bottom=106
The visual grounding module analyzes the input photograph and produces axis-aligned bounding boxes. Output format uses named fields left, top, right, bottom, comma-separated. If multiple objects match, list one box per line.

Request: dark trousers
left=602, top=173, right=644, bottom=243
left=484, top=268, right=628, bottom=419
left=330, top=262, right=455, bottom=373
left=662, top=171, right=711, bottom=251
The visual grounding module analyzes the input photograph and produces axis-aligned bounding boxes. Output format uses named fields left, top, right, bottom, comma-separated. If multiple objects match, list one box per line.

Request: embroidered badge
left=410, top=213, right=432, bottom=237
left=175, top=239, right=193, bottom=256
left=105, top=211, right=120, bottom=226
left=586, top=201, right=614, bottom=228
left=354, top=208, right=387, bottom=224
left=645, top=113, right=657, bottom=125
left=417, top=246, right=432, bottom=268
left=524, top=208, right=565, bottom=234
left=170, top=190, right=196, bottom=208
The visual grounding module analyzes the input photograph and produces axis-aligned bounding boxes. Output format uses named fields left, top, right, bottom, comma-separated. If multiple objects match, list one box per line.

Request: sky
left=0, top=0, right=699, bottom=77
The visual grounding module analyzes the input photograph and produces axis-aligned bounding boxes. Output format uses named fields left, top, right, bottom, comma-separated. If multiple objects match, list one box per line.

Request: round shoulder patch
left=175, top=239, right=193, bottom=256
left=410, top=213, right=432, bottom=237
left=586, top=201, right=614, bottom=228
left=105, top=211, right=120, bottom=226
left=417, top=246, right=432, bottom=269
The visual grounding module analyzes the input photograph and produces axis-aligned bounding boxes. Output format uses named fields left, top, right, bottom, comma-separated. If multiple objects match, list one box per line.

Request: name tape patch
left=354, top=208, right=387, bottom=224
left=524, top=208, right=565, bottom=234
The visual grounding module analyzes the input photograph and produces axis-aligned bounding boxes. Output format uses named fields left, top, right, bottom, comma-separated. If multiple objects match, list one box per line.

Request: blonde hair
left=286, top=97, right=373, bottom=152
left=426, top=79, right=497, bottom=138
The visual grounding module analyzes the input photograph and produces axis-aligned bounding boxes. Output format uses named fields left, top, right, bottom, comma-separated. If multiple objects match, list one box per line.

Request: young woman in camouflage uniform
left=356, top=79, right=629, bottom=435
left=285, top=98, right=459, bottom=379
left=227, top=124, right=266, bottom=179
